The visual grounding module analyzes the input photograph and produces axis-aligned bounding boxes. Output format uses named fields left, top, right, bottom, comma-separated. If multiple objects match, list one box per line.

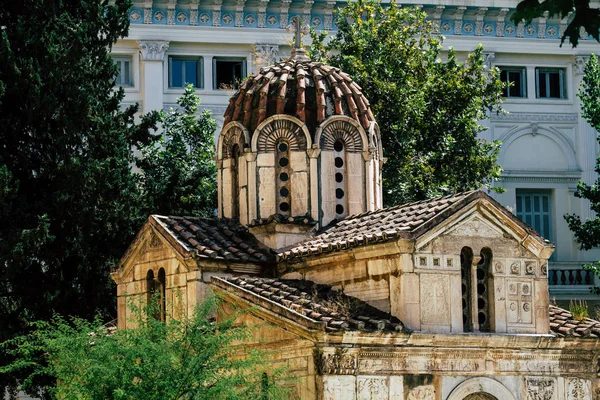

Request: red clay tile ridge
left=211, top=276, right=407, bottom=333
left=278, top=191, right=550, bottom=262
left=549, top=304, right=600, bottom=338
left=152, top=216, right=275, bottom=264
left=223, top=57, right=375, bottom=138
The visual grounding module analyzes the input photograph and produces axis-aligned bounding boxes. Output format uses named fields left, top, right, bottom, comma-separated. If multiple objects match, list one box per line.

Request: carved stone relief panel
left=464, top=394, right=498, bottom=400
left=566, top=378, right=591, bottom=400
left=507, top=279, right=533, bottom=325
left=525, top=376, right=557, bottom=400
left=407, top=385, right=435, bottom=400
left=323, top=375, right=357, bottom=400
left=357, top=376, right=389, bottom=400
left=446, top=216, right=504, bottom=238
left=420, top=274, right=450, bottom=325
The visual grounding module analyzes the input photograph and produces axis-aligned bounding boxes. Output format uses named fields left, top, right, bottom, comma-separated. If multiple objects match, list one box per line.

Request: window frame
left=535, top=67, right=566, bottom=99
left=113, top=55, right=133, bottom=87
left=516, top=189, right=553, bottom=241
left=498, top=66, right=527, bottom=98
left=168, top=56, right=204, bottom=89
left=213, top=57, right=247, bottom=90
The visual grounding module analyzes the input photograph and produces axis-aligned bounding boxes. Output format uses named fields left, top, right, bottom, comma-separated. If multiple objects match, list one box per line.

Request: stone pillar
left=138, top=40, right=169, bottom=113
left=307, top=146, right=320, bottom=223
left=246, top=151, right=258, bottom=223
left=204, top=55, right=214, bottom=90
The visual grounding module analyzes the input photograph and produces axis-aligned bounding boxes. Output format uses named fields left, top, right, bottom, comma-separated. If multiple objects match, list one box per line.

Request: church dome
left=223, top=57, right=376, bottom=136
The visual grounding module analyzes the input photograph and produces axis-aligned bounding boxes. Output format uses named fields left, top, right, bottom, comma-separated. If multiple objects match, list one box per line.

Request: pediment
left=445, top=215, right=504, bottom=238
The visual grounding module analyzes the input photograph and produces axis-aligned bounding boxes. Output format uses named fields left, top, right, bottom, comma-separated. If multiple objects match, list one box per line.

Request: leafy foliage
left=512, top=0, right=600, bottom=47
left=137, top=86, right=218, bottom=217
left=1, top=296, right=290, bottom=399
left=310, top=0, right=504, bottom=205
left=0, top=0, right=217, bottom=393
left=565, top=53, right=600, bottom=294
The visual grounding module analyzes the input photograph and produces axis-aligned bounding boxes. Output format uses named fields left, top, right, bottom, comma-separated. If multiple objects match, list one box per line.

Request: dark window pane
left=508, top=71, right=521, bottom=97
left=549, top=72, right=560, bottom=97
left=516, top=196, right=522, bottom=213
left=216, top=60, right=244, bottom=89
left=525, top=196, right=531, bottom=212
left=184, top=61, right=197, bottom=87
left=171, top=59, right=183, bottom=87
left=123, top=62, right=130, bottom=85
left=534, top=196, right=540, bottom=212
left=542, top=196, right=549, bottom=212
left=539, top=71, right=547, bottom=97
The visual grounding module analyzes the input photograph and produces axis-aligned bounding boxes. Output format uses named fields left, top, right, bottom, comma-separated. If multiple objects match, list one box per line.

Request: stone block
left=367, top=258, right=397, bottom=276
left=290, top=150, right=308, bottom=172
left=291, top=171, right=309, bottom=215
left=357, top=375, right=389, bottom=399
left=258, top=166, right=275, bottom=218
left=420, top=273, right=451, bottom=328
left=238, top=155, right=247, bottom=186
left=323, top=375, right=356, bottom=400
left=256, top=153, right=275, bottom=167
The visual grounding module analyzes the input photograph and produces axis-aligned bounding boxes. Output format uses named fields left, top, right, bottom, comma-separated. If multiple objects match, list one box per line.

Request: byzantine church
left=112, top=38, right=600, bottom=400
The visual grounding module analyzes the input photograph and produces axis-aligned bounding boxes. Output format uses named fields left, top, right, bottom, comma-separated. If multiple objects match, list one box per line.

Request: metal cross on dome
left=286, top=16, right=310, bottom=49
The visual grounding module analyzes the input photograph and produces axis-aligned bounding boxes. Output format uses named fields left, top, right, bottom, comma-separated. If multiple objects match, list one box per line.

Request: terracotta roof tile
left=153, top=216, right=275, bottom=264
left=211, top=277, right=406, bottom=333
left=279, top=191, right=551, bottom=261
left=549, top=305, right=600, bottom=338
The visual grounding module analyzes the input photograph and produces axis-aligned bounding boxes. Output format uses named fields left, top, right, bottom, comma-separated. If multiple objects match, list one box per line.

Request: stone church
left=112, top=43, right=600, bottom=400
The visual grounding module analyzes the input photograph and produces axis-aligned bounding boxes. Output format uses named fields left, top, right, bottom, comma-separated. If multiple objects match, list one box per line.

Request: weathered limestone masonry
left=113, top=42, right=600, bottom=399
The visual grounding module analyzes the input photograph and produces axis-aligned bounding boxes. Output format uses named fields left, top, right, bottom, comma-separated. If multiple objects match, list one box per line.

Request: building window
left=461, top=247, right=493, bottom=333
left=333, top=140, right=348, bottom=218
left=276, top=140, right=291, bottom=216
left=536, top=68, right=566, bottom=99
left=516, top=190, right=552, bottom=241
left=214, top=58, right=246, bottom=90
left=113, top=55, right=133, bottom=87
left=169, top=56, right=203, bottom=88
left=499, top=67, right=526, bottom=98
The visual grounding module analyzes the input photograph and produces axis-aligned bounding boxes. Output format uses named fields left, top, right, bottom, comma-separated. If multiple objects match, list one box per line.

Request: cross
left=286, top=17, right=310, bottom=49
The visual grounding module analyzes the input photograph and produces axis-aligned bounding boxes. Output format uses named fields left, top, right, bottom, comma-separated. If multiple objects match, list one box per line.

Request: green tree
left=512, top=0, right=600, bottom=47
left=137, top=86, right=217, bottom=217
left=311, top=0, right=504, bottom=205
left=565, top=53, right=600, bottom=294
left=1, top=297, right=289, bottom=399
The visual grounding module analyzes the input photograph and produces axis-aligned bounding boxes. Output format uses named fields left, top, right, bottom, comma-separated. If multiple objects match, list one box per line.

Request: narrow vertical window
left=476, top=248, right=492, bottom=332
left=113, top=55, right=133, bottom=87
left=158, top=268, right=166, bottom=322
left=276, top=141, right=291, bottom=216
left=333, top=140, right=347, bottom=218
left=460, top=247, right=474, bottom=332
left=230, top=144, right=241, bottom=219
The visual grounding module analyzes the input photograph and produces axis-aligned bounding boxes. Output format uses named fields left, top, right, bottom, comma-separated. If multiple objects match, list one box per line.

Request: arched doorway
left=464, top=394, right=497, bottom=400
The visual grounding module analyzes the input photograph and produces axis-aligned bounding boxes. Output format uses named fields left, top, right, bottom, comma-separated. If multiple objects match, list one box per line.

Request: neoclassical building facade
left=113, top=0, right=600, bottom=305
left=113, top=42, right=600, bottom=399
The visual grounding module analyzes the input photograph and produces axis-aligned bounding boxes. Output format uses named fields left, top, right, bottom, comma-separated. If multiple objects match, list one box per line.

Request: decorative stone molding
left=316, top=116, right=368, bottom=153
left=574, top=55, right=590, bottom=75
left=357, top=376, right=388, bottom=399
left=475, top=8, right=487, bottom=36
left=138, top=40, right=170, bottom=61
left=279, top=0, right=291, bottom=29
left=431, top=5, right=444, bottom=32
left=567, top=378, right=591, bottom=400
left=525, top=376, right=556, bottom=400
left=252, top=115, right=312, bottom=152
left=496, top=8, right=509, bottom=37
left=453, top=7, right=466, bottom=35
left=490, top=113, right=578, bottom=123
left=407, top=385, right=434, bottom=400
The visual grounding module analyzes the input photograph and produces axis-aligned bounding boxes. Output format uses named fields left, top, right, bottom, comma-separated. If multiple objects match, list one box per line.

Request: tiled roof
left=153, top=216, right=275, bottom=263
left=279, top=191, right=549, bottom=261
left=223, top=57, right=375, bottom=135
left=211, top=276, right=406, bottom=333
left=549, top=305, right=600, bottom=338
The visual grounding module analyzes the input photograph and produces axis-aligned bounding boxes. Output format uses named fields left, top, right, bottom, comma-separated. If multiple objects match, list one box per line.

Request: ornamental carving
left=252, top=44, right=279, bottom=68
left=138, top=41, right=170, bottom=61
left=357, top=377, right=389, bottom=400
left=407, top=385, right=435, bottom=400
left=574, top=56, right=590, bottom=75
left=465, top=394, right=497, bottom=400
left=421, top=275, right=450, bottom=325
left=221, top=125, right=247, bottom=159
left=447, top=217, right=502, bottom=238
left=319, top=119, right=364, bottom=153
left=525, top=262, right=536, bottom=275
left=525, top=376, right=556, bottom=400
left=256, top=119, right=307, bottom=152
left=320, top=348, right=356, bottom=375
left=566, top=378, right=590, bottom=400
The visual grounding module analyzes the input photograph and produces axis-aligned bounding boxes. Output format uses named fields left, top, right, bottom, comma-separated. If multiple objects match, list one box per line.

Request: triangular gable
left=415, top=194, right=554, bottom=259
left=112, top=216, right=194, bottom=285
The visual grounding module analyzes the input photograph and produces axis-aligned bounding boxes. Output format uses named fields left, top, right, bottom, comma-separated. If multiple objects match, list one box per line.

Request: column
left=138, top=40, right=169, bottom=113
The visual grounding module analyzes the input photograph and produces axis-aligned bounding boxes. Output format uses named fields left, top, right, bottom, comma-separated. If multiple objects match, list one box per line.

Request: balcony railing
left=549, top=268, right=594, bottom=286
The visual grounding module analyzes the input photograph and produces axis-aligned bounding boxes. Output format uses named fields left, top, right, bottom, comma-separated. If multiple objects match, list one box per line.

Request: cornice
left=490, top=113, right=579, bottom=123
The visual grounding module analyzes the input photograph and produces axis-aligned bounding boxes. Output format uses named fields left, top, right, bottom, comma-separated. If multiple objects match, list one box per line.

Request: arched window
left=230, top=144, right=241, bottom=220
left=461, top=247, right=493, bottom=332
left=476, top=248, right=492, bottom=332
left=333, top=140, right=348, bottom=218
left=460, top=247, right=474, bottom=332
left=276, top=140, right=291, bottom=216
